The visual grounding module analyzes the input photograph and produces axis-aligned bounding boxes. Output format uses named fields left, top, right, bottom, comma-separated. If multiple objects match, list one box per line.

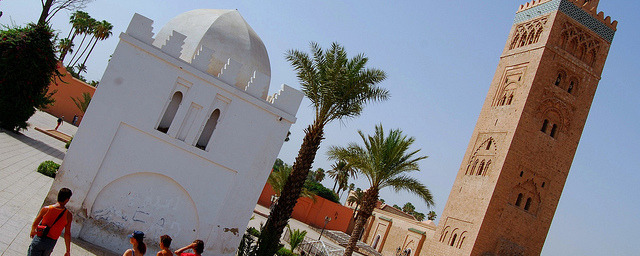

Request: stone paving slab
left=0, top=111, right=116, bottom=256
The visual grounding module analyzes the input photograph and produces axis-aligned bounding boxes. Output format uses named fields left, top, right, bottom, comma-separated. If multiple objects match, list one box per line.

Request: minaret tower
left=426, top=1, right=617, bottom=255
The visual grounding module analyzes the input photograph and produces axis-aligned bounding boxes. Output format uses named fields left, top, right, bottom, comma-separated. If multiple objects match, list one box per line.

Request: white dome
left=154, top=9, right=271, bottom=89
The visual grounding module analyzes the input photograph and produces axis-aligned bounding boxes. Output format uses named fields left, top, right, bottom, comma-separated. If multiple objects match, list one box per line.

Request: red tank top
left=41, top=206, right=68, bottom=240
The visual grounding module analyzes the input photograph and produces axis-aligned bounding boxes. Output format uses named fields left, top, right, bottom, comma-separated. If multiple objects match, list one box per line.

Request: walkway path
left=0, top=111, right=116, bottom=256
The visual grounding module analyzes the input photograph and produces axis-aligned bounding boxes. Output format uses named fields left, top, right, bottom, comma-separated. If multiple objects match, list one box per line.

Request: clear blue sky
left=2, top=1, right=638, bottom=255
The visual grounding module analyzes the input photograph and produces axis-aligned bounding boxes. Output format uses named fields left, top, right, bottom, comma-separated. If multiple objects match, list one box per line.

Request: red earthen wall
left=43, top=63, right=96, bottom=126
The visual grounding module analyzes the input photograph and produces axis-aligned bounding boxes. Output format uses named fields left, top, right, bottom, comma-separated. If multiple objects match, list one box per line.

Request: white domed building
left=46, top=10, right=303, bottom=254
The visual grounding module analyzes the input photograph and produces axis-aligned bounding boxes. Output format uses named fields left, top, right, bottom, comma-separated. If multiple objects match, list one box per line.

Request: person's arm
left=63, top=212, right=72, bottom=256
left=29, top=207, right=48, bottom=238
left=174, top=242, right=195, bottom=255
left=122, top=248, right=132, bottom=256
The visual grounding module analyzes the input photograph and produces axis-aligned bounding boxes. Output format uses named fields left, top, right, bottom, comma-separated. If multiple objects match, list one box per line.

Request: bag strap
left=50, top=208, right=67, bottom=226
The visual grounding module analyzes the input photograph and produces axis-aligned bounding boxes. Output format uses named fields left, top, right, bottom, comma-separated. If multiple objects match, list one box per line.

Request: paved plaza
left=0, top=111, right=116, bottom=256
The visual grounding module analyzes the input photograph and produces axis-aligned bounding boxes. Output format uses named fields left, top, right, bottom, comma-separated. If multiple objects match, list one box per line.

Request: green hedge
left=37, top=160, right=59, bottom=178
left=276, top=247, right=296, bottom=256
left=304, top=180, right=339, bottom=203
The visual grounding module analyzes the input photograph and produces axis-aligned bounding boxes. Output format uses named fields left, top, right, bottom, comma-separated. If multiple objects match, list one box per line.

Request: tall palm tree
left=60, top=11, right=89, bottom=62
left=256, top=42, right=388, bottom=256
left=347, top=188, right=364, bottom=219
left=77, top=20, right=112, bottom=70
left=67, top=17, right=96, bottom=67
left=267, top=165, right=315, bottom=200
left=327, top=124, right=434, bottom=256
left=328, top=160, right=356, bottom=194
left=427, top=210, right=437, bottom=221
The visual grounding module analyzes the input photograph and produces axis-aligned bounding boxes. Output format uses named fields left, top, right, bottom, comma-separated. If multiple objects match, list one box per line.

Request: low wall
left=257, top=183, right=355, bottom=233
left=42, top=63, right=96, bottom=126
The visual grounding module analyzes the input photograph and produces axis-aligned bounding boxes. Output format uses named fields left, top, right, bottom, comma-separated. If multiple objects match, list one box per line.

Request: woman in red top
left=28, top=188, right=73, bottom=256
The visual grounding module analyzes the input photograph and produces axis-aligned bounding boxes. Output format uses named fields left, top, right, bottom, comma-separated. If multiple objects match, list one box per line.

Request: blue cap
left=128, top=231, right=145, bottom=240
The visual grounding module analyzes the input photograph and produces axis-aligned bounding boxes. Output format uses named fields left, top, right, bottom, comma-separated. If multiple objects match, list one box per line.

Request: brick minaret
left=425, top=1, right=617, bottom=255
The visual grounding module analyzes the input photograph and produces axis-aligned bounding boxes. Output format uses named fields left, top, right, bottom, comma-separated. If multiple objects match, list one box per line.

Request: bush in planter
left=37, top=160, right=59, bottom=178
left=275, top=247, right=295, bottom=256
left=65, top=136, right=73, bottom=149
left=0, top=24, right=58, bottom=132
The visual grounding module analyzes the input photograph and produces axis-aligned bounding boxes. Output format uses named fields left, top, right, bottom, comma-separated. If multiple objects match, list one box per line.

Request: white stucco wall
left=46, top=11, right=303, bottom=255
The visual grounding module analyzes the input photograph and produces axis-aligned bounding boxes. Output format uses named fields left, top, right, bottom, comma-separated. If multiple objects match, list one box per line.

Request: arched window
left=477, top=161, right=485, bottom=176
left=568, top=38, right=579, bottom=55
left=541, top=119, right=549, bottom=133
left=588, top=49, right=597, bottom=66
left=196, top=109, right=220, bottom=150
left=441, top=231, right=449, bottom=242
left=157, top=91, right=183, bottom=133
left=450, top=234, right=457, bottom=247
left=515, top=193, right=523, bottom=206
left=524, top=197, right=533, bottom=211
left=550, top=124, right=558, bottom=138
left=519, top=32, right=528, bottom=47
left=533, top=27, right=544, bottom=43
left=510, top=34, right=521, bottom=49
left=568, top=81, right=575, bottom=94
left=459, top=236, right=465, bottom=249
left=554, top=73, right=562, bottom=86
left=486, top=139, right=492, bottom=150
left=484, top=161, right=491, bottom=175
left=405, top=248, right=412, bottom=256
left=507, top=94, right=514, bottom=105
left=372, top=235, right=381, bottom=249
left=470, top=160, right=478, bottom=175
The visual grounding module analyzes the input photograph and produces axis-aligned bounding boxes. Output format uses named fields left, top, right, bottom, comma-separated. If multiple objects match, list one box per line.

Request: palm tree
left=67, top=17, right=96, bottom=67
left=58, top=38, right=74, bottom=60
left=427, top=210, right=437, bottom=221
left=78, top=20, right=113, bottom=70
left=314, top=168, right=325, bottom=182
left=71, top=92, right=92, bottom=113
left=256, top=42, right=388, bottom=256
left=328, top=161, right=356, bottom=194
left=267, top=164, right=315, bottom=200
left=60, top=11, right=89, bottom=62
left=327, top=124, right=434, bottom=256
left=347, top=188, right=364, bottom=219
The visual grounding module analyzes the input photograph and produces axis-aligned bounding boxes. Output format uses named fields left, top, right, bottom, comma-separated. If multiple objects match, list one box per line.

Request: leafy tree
left=327, top=125, right=433, bottom=256
left=74, top=19, right=113, bottom=70
left=71, top=92, right=91, bottom=113
left=256, top=42, right=388, bottom=256
left=68, top=17, right=96, bottom=68
left=273, top=158, right=285, bottom=172
left=304, top=180, right=338, bottom=203
left=60, top=10, right=89, bottom=62
left=0, top=24, right=58, bottom=132
left=379, top=198, right=385, bottom=204
left=427, top=210, right=437, bottom=221
left=392, top=204, right=401, bottom=210
left=38, top=0, right=93, bottom=25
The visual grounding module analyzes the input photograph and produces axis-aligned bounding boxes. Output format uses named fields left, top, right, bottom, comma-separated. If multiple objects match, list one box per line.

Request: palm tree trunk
left=71, top=36, right=95, bottom=68
left=343, top=188, right=378, bottom=256
left=332, top=179, right=338, bottom=193
left=80, top=40, right=99, bottom=69
left=68, top=34, right=89, bottom=66
left=256, top=120, right=325, bottom=256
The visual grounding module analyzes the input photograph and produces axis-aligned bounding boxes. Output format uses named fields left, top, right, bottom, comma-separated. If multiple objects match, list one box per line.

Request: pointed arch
left=157, top=91, right=183, bottom=133
left=196, top=109, right=221, bottom=150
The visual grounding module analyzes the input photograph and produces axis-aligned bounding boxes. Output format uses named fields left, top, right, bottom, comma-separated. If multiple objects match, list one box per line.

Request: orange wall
left=257, top=183, right=355, bottom=233
left=43, top=63, right=96, bottom=126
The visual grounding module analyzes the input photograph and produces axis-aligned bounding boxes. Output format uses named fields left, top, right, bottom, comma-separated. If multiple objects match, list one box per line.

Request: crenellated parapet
left=514, top=0, right=616, bottom=42
left=123, top=13, right=302, bottom=117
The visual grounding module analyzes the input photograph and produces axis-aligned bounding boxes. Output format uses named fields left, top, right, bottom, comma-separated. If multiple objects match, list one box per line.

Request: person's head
left=193, top=240, right=204, bottom=254
left=128, top=231, right=146, bottom=254
left=57, top=188, right=72, bottom=204
left=160, top=235, right=172, bottom=249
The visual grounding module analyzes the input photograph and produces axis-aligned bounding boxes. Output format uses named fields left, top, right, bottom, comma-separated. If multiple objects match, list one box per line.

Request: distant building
left=426, top=0, right=617, bottom=255
left=46, top=9, right=303, bottom=255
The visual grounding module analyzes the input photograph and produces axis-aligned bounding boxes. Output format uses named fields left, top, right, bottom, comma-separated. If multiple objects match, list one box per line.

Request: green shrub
left=247, top=226, right=260, bottom=237
left=0, top=24, right=58, bottom=132
left=65, top=136, right=73, bottom=149
left=37, top=160, right=60, bottom=178
left=275, top=247, right=295, bottom=256
left=304, top=180, right=339, bottom=203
